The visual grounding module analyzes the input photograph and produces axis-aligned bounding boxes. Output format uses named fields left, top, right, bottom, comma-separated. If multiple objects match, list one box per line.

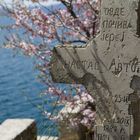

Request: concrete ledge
left=0, top=119, right=37, bottom=140
left=37, top=136, right=58, bottom=140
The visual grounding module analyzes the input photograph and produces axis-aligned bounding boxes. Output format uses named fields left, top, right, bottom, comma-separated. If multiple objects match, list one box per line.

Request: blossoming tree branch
left=1, top=0, right=100, bottom=135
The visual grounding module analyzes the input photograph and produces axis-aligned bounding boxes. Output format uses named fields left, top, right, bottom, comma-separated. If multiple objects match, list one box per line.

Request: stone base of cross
left=50, top=0, right=140, bottom=139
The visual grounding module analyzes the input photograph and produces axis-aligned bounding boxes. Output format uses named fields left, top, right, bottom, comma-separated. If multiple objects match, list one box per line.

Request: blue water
left=0, top=6, right=63, bottom=136
left=0, top=48, right=58, bottom=136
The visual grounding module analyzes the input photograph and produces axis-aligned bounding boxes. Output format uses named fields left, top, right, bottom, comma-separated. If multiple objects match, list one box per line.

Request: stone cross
left=50, top=0, right=140, bottom=139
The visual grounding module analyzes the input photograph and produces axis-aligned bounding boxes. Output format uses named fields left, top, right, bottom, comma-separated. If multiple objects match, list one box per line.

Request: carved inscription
left=93, top=1, right=139, bottom=139
left=101, top=32, right=125, bottom=46
left=63, top=57, right=140, bottom=75
left=95, top=116, right=131, bottom=140
left=109, top=58, right=140, bottom=74
left=66, top=60, right=99, bottom=70
left=100, top=7, right=130, bottom=46
left=104, top=8, right=125, bottom=16
left=114, top=94, right=129, bottom=104
left=102, top=20, right=129, bottom=29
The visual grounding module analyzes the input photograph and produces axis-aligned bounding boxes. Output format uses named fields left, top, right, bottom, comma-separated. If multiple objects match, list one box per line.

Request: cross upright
left=50, top=0, right=140, bottom=139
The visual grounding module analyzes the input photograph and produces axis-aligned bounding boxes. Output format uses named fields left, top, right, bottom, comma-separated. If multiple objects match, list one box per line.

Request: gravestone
left=50, top=0, right=140, bottom=139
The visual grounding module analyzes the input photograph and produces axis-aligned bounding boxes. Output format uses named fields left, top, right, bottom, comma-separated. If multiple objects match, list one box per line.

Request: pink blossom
left=3, top=0, right=100, bottom=131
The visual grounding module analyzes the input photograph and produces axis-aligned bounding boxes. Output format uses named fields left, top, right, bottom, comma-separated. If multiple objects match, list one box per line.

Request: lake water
left=0, top=48, right=58, bottom=136
left=0, top=7, right=62, bottom=136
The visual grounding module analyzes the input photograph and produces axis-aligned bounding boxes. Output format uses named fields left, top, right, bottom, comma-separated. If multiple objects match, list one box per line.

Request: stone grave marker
left=50, top=0, right=140, bottom=139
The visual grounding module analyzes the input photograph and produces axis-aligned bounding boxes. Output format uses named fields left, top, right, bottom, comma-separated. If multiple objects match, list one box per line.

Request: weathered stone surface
left=0, top=119, right=37, bottom=140
left=50, top=0, right=140, bottom=139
